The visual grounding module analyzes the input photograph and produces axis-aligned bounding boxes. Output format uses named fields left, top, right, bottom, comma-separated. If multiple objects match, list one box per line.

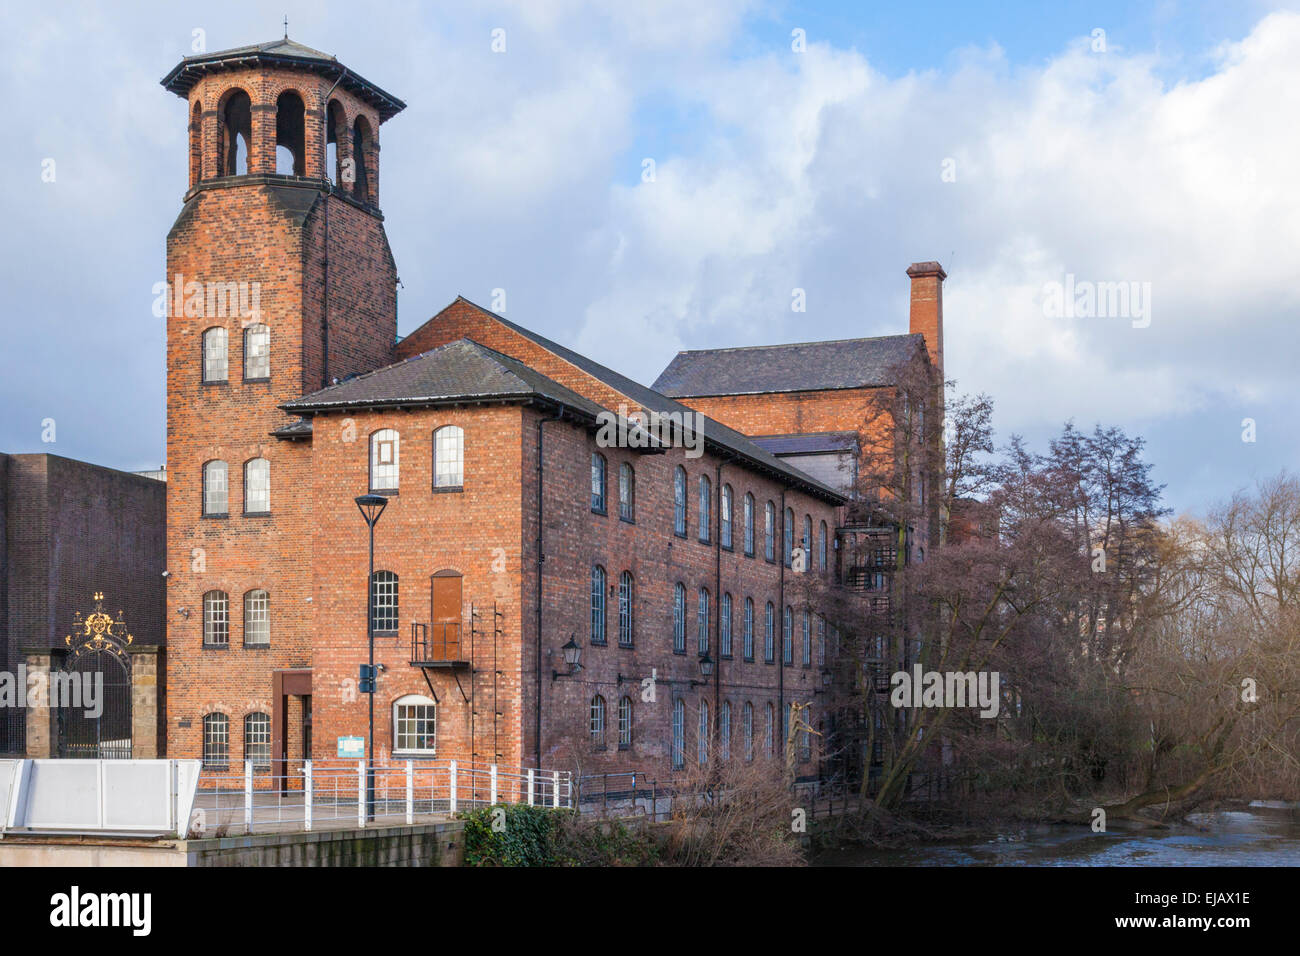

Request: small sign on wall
left=337, top=735, right=365, bottom=759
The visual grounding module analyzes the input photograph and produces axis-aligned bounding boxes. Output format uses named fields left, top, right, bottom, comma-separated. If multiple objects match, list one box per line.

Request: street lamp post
left=355, top=493, right=388, bottom=822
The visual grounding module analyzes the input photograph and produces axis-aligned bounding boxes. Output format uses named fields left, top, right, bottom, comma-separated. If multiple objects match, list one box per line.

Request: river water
left=815, top=806, right=1300, bottom=866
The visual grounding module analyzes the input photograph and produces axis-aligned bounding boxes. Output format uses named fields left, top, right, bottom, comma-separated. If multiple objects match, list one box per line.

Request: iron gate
left=57, top=591, right=135, bottom=759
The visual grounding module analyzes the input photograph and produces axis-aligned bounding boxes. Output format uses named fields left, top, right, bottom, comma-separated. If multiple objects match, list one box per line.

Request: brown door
left=431, top=571, right=462, bottom=656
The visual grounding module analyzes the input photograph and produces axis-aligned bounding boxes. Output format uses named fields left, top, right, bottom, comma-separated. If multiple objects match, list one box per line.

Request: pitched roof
left=160, top=38, right=405, bottom=121
left=418, top=299, right=846, bottom=503
left=652, top=334, right=925, bottom=398
left=752, top=432, right=860, bottom=456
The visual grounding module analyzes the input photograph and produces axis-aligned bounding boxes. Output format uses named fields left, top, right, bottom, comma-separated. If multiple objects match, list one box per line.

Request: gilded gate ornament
left=64, top=591, right=134, bottom=663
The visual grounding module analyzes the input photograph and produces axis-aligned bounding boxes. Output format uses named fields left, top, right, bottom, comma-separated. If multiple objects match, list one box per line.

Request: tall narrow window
left=673, top=583, right=686, bottom=653
left=203, top=460, right=228, bottom=516
left=783, top=606, right=793, bottom=664
left=618, top=571, right=634, bottom=646
left=802, top=515, right=812, bottom=562
left=802, top=609, right=812, bottom=666
left=698, top=476, right=712, bottom=543
left=764, top=602, right=775, bottom=663
left=244, top=323, right=270, bottom=380
left=673, top=466, right=687, bottom=536
left=393, top=695, right=436, bottom=754
left=720, top=485, right=733, bottom=549
left=203, top=590, right=229, bottom=646
left=743, top=701, right=754, bottom=761
left=743, top=493, right=755, bottom=556
left=244, top=458, right=270, bottom=514
left=784, top=507, right=794, bottom=567
left=697, top=587, right=710, bottom=655
left=743, top=597, right=754, bottom=661
left=764, top=502, right=775, bottom=561
left=819, top=521, right=828, bottom=572
left=590, top=695, right=607, bottom=747
left=274, top=91, right=305, bottom=176
left=203, top=713, right=229, bottom=769
left=720, top=592, right=733, bottom=658
left=202, top=327, right=228, bottom=383
left=818, top=616, right=827, bottom=667
left=433, top=425, right=464, bottom=488
left=672, top=698, right=685, bottom=769
left=591, top=453, right=607, bottom=513
left=219, top=89, right=251, bottom=176
left=243, top=589, right=269, bottom=647
left=591, top=565, right=607, bottom=644
left=765, top=704, right=775, bottom=757
left=619, top=463, right=635, bottom=521
left=720, top=701, right=732, bottom=762
left=698, top=699, right=710, bottom=765
left=351, top=116, right=372, bottom=203
left=618, top=696, right=633, bottom=748
left=370, top=571, right=398, bottom=633
left=244, top=713, right=271, bottom=770
left=369, top=429, right=399, bottom=492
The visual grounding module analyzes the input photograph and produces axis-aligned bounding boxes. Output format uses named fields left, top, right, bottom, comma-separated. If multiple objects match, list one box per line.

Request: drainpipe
left=535, top=403, right=565, bottom=773
left=778, top=488, right=786, bottom=757
left=714, top=459, right=723, bottom=746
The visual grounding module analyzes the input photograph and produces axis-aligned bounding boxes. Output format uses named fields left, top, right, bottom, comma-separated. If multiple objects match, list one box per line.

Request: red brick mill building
left=160, top=38, right=948, bottom=788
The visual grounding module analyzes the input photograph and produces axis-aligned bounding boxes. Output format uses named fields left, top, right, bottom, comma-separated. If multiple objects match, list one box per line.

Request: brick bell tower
left=159, top=38, right=404, bottom=765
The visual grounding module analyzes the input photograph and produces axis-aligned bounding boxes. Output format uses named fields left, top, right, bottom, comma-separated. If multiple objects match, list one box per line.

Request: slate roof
left=652, top=334, right=925, bottom=397
left=410, top=299, right=845, bottom=503
left=160, top=38, right=405, bottom=120
left=752, top=432, right=859, bottom=456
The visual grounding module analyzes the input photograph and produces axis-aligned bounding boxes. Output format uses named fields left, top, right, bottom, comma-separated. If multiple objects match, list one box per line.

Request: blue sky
left=1, top=0, right=1297, bottom=516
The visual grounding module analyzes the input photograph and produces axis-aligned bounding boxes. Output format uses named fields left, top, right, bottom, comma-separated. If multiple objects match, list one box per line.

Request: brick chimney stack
left=906, top=261, right=946, bottom=377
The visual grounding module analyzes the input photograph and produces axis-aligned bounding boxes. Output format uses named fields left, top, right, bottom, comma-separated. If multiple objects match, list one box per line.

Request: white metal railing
left=187, top=759, right=572, bottom=838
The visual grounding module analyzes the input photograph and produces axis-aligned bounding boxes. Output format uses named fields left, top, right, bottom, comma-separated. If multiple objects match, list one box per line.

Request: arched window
left=275, top=90, right=305, bottom=176
left=618, top=571, right=634, bottom=647
left=819, top=521, right=828, bottom=572
left=243, top=589, right=270, bottom=646
left=696, top=586, right=710, bottom=655
left=743, top=597, right=754, bottom=661
left=369, top=429, right=399, bottom=492
left=720, top=701, right=732, bottom=762
left=590, top=565, right=607, bottom=644
left=244, top=458, right=270, bottom=514
left=202, top=460, right=228, bottom=516
left=698, top=699, right=710, bottom=765
left=802, top=609, right=812, bottom=666
left=672, top=698, right=685, bottom=769
left=743, top=493, right=755, bottom=556
left=783, top=606, right=793, bottom=664
left=590, top=695, right=606, bottom=747
left=219, top=89, right=251, bottom=176
left=764, top=501, right=775, bottom=561
left=766, top=703, right=776, bottom=757
left=784, top=507, right=795, bottom=567
left=189, top=100, right=202, bottom=186
left=244, top=713, right=270, bottom=769
left=618, top=696, right=633, bottom=748
left=764, top=602, right=775, bottom=663
left=591, top=453, right=607, bottom=513
left=370, top=571, right=398, bottom=633
left=202, top=327, right=228, bottom=382
left=351, top=116, right=373, bottom=203
left=720, top=484, right=733, bottom=548
left=433, top=425, right=464, bottom=488
left=673, top=466, right=687, bottom=536
left=243, top=323, right=270, bottom=380
left=698, top=475, right=712, bottom=543
left=203, top=590, right=229, bottom=646
left=818, top=616, right=827, bottom=667
left=720, top=592, right=732, bottom=658
left=673, top=583, right=686, bottom=653
left=326, top=99, right=347, bottom=185
left=202, top=713, right=229, bottom=769
left=619, top=462, right=635, bottom=521
left=742, top=702, right=754, bottom=761
left=802, top=515, right=812, bottom=562
left=393, top=694, right=436, bottom=754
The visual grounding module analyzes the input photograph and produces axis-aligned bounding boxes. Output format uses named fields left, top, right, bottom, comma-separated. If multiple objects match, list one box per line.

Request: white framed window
left=764, top=501, right=775, bottom=561
left=591, top=453, right=607, bottom=512
left=202, top=327, right=228, bottom=383
left=819, top=521, right=828, bottom=571
left=591, top=565, right=607, bottom=644
left=393, top=695, right=436, bottom=754
left=672, top=698, right=685, bottom=769
left=743, top=597, right=754, bottom=661
left=802, top=610, right=812, bottom=666
left=433, top=425, right=464, bottom=488
left=371, top=571, right=398, bottom=633
left=203, top=590, right=229, bottom=646
left=743, top=493, right=755, bottom=556
left=673, top=466, right=687, bottom=536
left=784, top=507, right=794, bottom=567
left=618, top=696, right=633, bottom=748
left=698, top=476, right=711, bottom=543
left=619, top=462, right=635, bottom=521
left=765, top=703, right=775, bottom=757
left=720, top=484, right=733, bottom=548
left=243, top=323, right=269, bottom=380
left=783, top=606, right=793, bottom=664
left=244, top=712, right=270, bottom=769
left=243, top=589, right=269, bottom=646
left=697, top=587, right=709, bottom=655
left=673, top=582, right=686, bottom=654
left=203, top=460, right=228, bottom=515
left=369, top=429, right=399, bottom=492
left=590, top=695, right=606, bottom=747
left=742, top=701, right=754, bottom=762
left=720, top=592, right=732, bottom=658
left=720, top=700, right=731, bottom=762
left=698, top=699, right=710, bottom=765
left=203, top=713, right=229, bottom=769
left=764, top=602, right=775, bottom=663
left=244, top=458, right=270, bottom=514
left=618, top=571, right=634, bottom=646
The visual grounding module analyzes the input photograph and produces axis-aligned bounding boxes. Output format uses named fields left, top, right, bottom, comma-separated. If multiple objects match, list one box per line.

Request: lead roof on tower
left=160, top=38, right=406, bottom=121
